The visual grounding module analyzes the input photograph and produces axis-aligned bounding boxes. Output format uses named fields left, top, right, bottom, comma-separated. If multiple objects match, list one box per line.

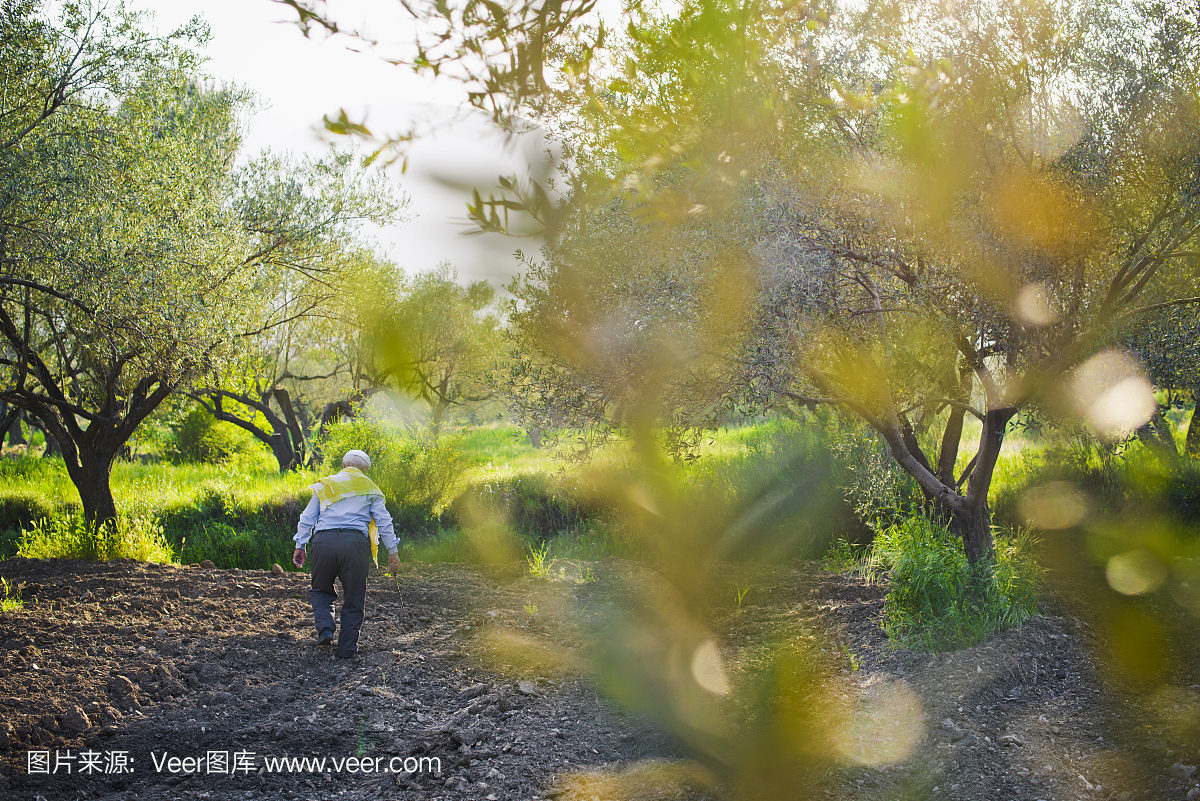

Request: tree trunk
left=898, top=414, right=937, bottom=510
left=1186, top=404, right=1200, bottom=457
left=42, top=428, right=61, bottom=458
left=936, top=370, right=972, bottom=486
left=936, top=405, right=965, bottom=487
left=71, top=456, right=119, bottom=527
left=949, top=503, right=994, bottom=565
left=1138, top=406, right=1179, bottom=456
left=47, top=426, right=121, bottom=527
left=0, top=403, right=25, bottom=447
left=956, top=407, right=1015, bottom=564
left=268, top=434, right=302, bottom=473
left=314, top=396, right=361, bottom=465
left=8, top=416, right=25, bottom=447
left=431, top=399, right=447, bottom=439
left=198, top=391, right=306, bottom=472
left=271, top=389, right=307, bottom=467
left=1152, top=409, right=1178, bottom=454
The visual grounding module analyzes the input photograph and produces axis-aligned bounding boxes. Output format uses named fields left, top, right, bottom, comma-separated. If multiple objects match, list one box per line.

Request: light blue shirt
left=294, top=486, right=399, bottom=555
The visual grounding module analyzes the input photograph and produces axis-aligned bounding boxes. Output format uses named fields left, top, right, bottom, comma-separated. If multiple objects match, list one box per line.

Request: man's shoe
left=316, top=631, right=335, bottom=647
left=336, top=650, right=357, bottom=660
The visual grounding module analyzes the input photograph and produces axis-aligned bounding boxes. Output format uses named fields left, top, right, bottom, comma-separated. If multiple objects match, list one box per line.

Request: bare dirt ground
left=0, top=556, right=1197, bottom=801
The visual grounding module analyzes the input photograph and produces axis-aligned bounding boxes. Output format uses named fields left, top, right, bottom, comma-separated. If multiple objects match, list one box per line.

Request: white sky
left=123, top=0, right=548, bottom=287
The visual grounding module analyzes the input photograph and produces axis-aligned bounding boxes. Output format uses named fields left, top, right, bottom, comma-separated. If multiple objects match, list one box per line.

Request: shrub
left=18, top=514, right=173, bottom=562
left=826, top=423, right=918, bottom=528
left=178, top=522, right=295, bottom=570
left=167, top=407, right=259, bottom=464
left=682, top=419, right=875, bottom=558
left=865, top=516, right=1040, bottom=652
left=316, top=415, right=468, bottom=533
left=0, top=454, right=66, bottom=483
left=447, top=473, right=612, bottom=543
left=990, top=436, right=1200, bottom=531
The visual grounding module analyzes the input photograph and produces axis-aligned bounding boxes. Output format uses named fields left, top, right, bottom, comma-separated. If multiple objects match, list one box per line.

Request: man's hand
left=293, top=547, right=307, bottom=569
left=387, top=553, right=400, bottom=575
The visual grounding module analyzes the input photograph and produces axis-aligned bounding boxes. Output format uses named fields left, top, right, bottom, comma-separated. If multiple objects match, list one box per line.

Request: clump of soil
left=0, top=557, right=1195, bottom=801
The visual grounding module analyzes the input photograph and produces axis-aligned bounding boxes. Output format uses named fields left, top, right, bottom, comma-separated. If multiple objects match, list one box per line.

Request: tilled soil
left=0, top=557, right=1196, bottom=801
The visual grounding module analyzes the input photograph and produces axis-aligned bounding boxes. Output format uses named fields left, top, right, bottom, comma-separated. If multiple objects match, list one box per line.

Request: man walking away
left=293, top=449, right=401, bottom=659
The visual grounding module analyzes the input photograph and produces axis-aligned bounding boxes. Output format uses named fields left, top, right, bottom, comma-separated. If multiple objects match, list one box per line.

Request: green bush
left=0, top=454, right=66, bottom=483
left=865, top=516, right=1040, bottom=652
left=990, top=437, right=1200, bottom=530
left=18, top=514, right=173, bottom=562
left=178, top=522, right=295, bottom=570
left=826, top=422, right=919, bottom=528
left=167, top=407, right=260, bottom=464
left=316, top=415, right=468, bottom=534
left=0, top=489, right=61, bottom=558
left=682, top=419, right=875, bottom=559
left=447, top=473, right=612, bottom=543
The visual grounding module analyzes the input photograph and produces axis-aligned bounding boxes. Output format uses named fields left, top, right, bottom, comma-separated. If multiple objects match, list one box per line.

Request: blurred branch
left=778, top=389, right=849, bottom=407
left=1115, top=296, right=1200, bottom=324
left=902, top=398, right=984, bottom=422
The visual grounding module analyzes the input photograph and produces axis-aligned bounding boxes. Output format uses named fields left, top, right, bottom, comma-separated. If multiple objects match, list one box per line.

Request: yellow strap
left=369, top=519, right=378, bottom=564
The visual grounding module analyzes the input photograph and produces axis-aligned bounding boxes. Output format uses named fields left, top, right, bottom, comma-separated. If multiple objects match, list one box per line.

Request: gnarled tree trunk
left=1186, top=405, right=1200, bottom=457
left=41, top=427, right=61, bottom=458
left=67, top=448, right=120, bottom=527
left=950, top=407, right=1015, bottom=564
left=196, top=389, right=308, bottom=473
left=1138, top=406, right=1179, bottom=456
left=874, top=400, right=1013, bottom=566
left=0, top=403, right=25, bottom=447
left=21, top=377, right=172, bottom=529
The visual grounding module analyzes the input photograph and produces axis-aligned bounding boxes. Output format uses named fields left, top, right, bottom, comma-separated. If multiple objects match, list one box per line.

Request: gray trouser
left=309, top=528, right=371, bottom=656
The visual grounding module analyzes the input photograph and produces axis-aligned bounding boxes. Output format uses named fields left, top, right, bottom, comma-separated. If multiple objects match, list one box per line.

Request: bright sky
left=123, top=0, right=547, bottom=287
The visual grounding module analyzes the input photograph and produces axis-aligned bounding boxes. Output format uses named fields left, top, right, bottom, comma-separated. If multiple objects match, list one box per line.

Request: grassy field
left=0, top=425, right=609, bottom=565
left=0, top=422, right=853, bottom=563
left=6, top=416, right=1195, bottom=656
left=2, top=415, right=1190, bottom=570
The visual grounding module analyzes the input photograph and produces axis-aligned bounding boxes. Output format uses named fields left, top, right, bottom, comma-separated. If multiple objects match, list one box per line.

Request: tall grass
left=675, top=418, right=887, bottom=558
left=317, top=415, right=469, bottom=532
left=990, top=434, right=1200, bottom=529
left=18, top=514, right=174, bottom=563
left=0, top=420, right=1065, bottom=576
left=0, top=459, right=312, bottom=562
left=860, top=516, right=1041, bottom=652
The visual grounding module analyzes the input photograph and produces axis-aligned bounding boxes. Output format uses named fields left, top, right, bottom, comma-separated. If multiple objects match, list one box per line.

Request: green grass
left=457, top=425, right=556, bottom=472
left=0, top=577, right=23, bottom=611
left=0, top=458, right=312, bottom=564
left=18, top=514, right=174, bottom=563
left=392, top=519, right=642, bottom=565
left=859, top=515, right=1041, bottom=652
left=0, top=457, right=308, bottom=516
left=0, top=420, right=883, bottom=565
left=988, top=429, right=1200, bottom=529
left=0, top=417, right=1133, bottom=601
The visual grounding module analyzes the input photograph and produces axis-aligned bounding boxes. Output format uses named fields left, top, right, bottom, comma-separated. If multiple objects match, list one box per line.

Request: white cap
left=342, top=449, right=371, bottom=470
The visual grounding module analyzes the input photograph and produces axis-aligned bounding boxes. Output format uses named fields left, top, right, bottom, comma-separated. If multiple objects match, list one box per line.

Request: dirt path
left=0, top=557, right=1194, bottom=801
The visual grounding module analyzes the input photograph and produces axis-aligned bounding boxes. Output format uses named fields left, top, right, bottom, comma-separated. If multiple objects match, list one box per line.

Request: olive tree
left=368, top=263, right=502, bottom=436
left=281, top=0, right=1200, bottom=564
left=191, top=152, right=407, bottom=472
left=1125, top=305, right=1200, bottom=455
left=0, top=2, right=403, bottom=523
